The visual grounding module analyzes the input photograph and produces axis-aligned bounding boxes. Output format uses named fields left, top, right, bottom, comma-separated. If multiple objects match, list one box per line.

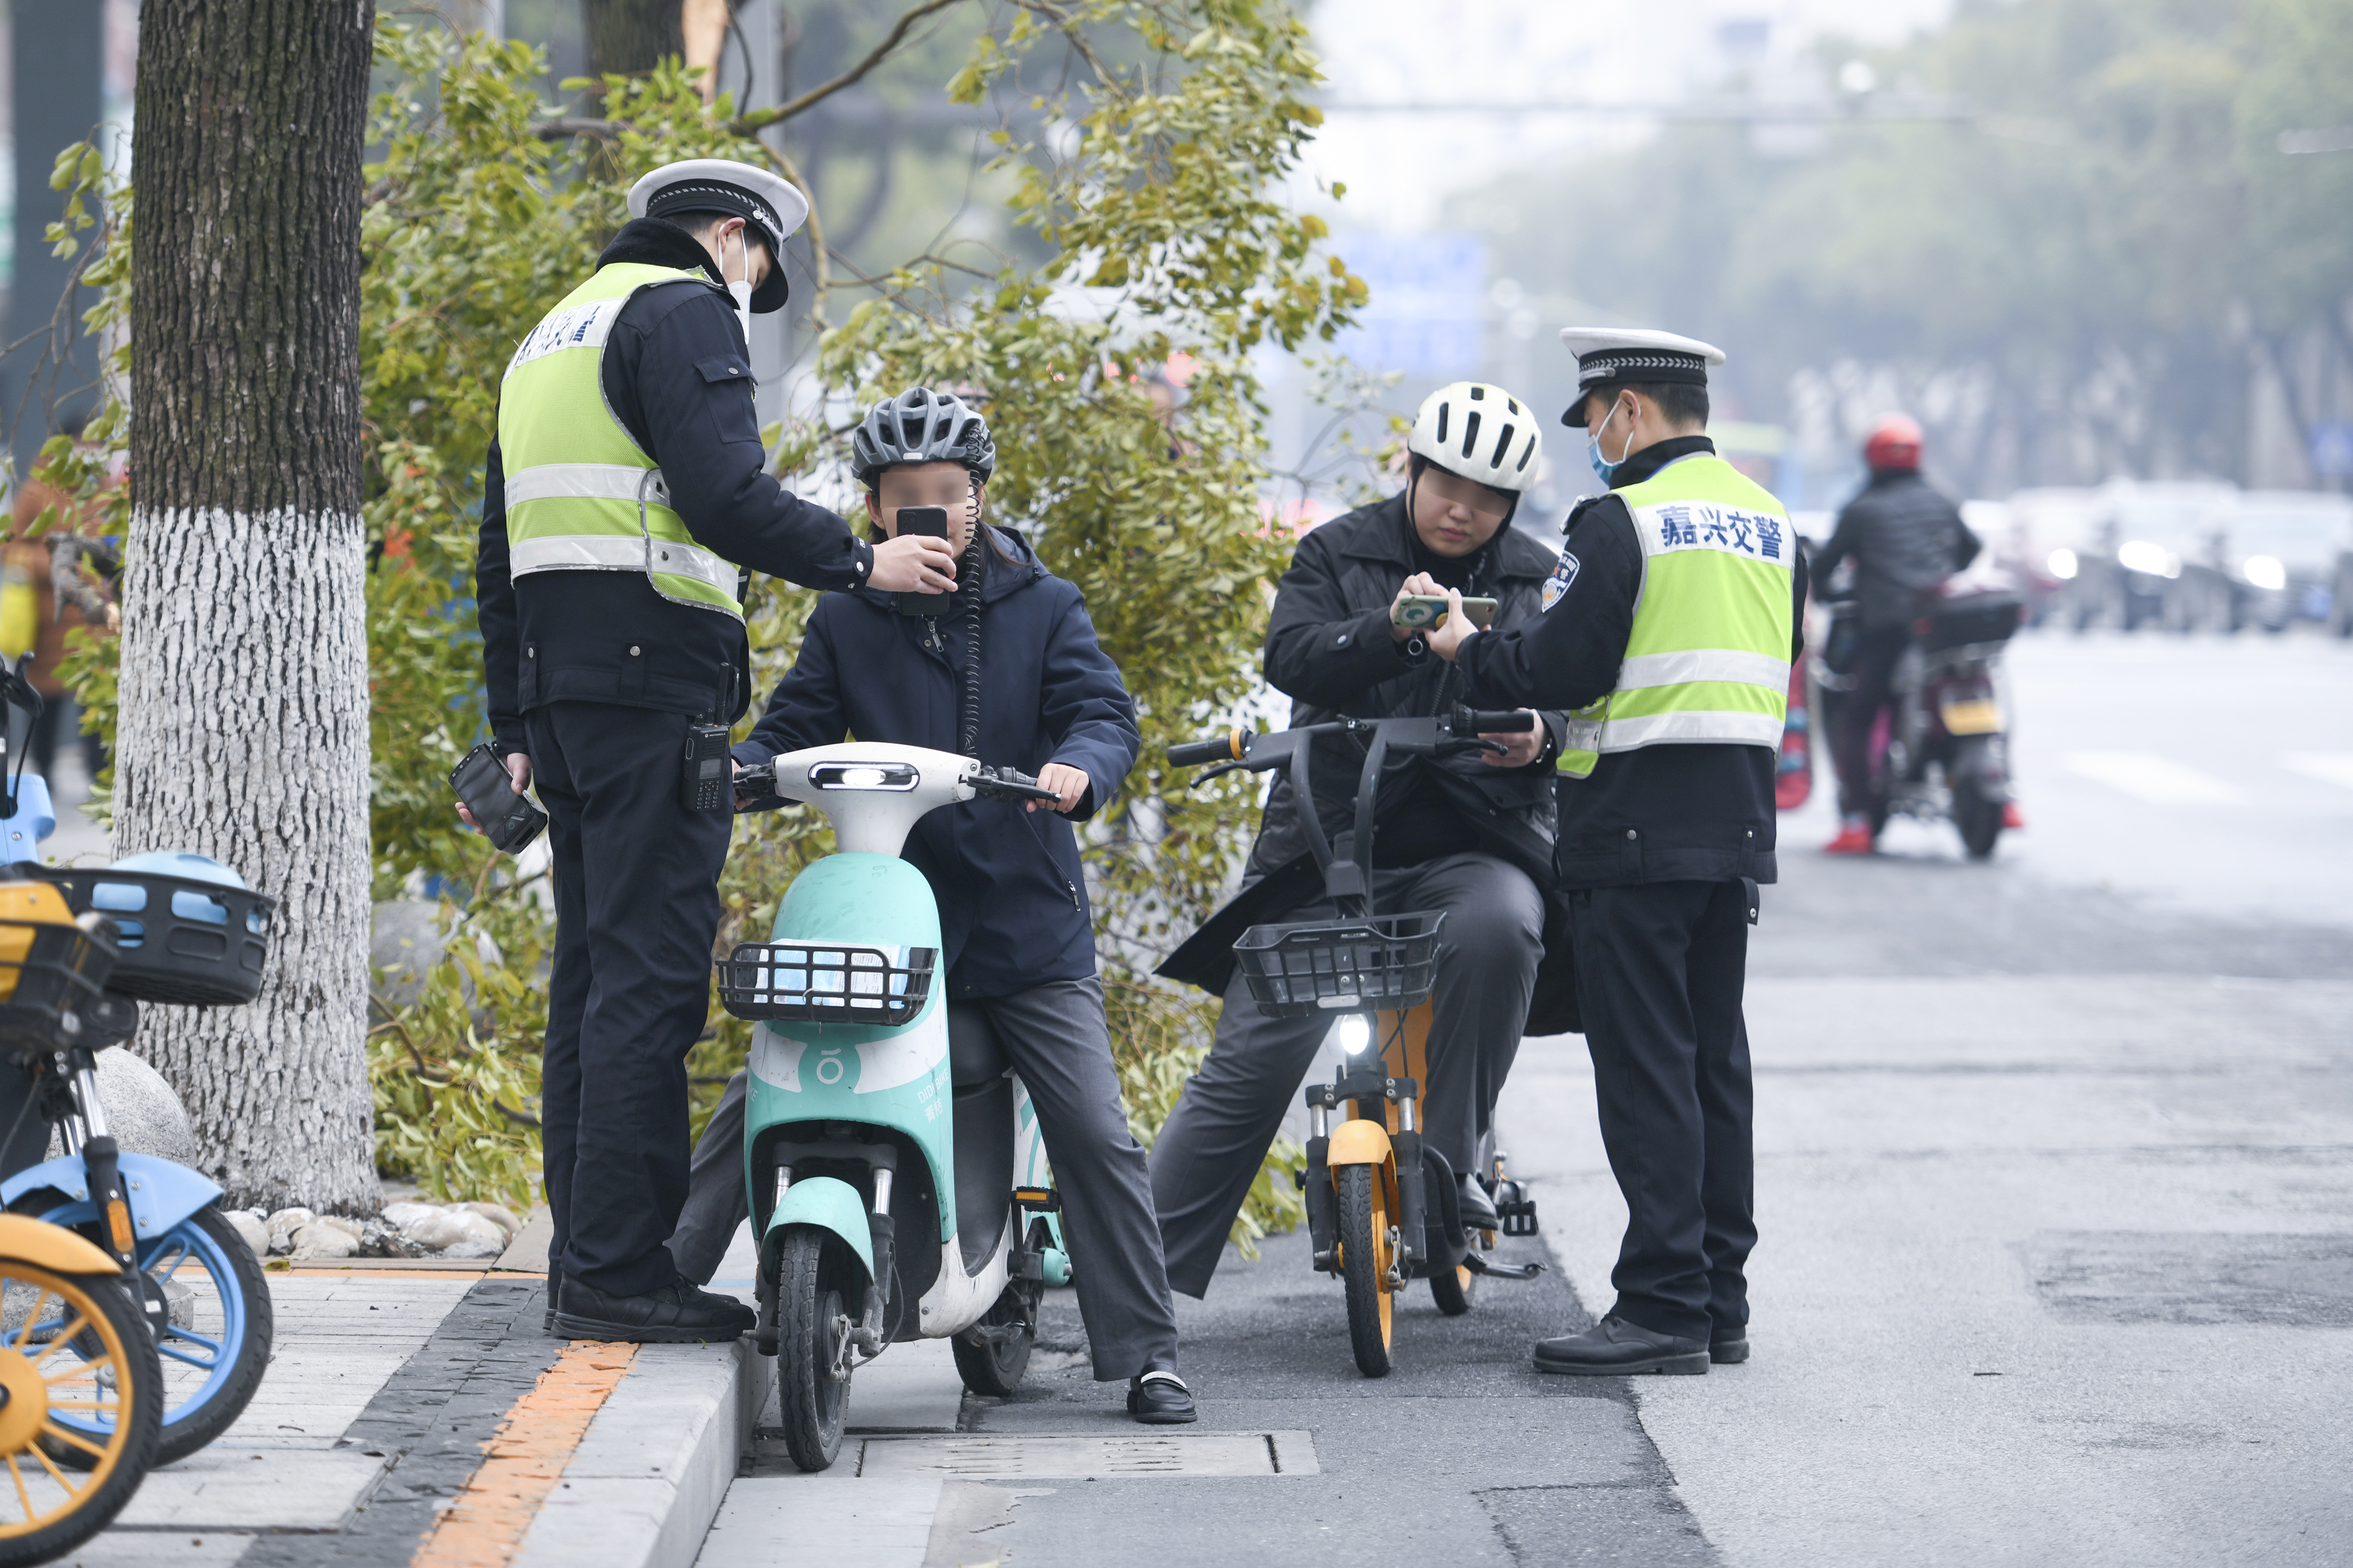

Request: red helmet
left=1864, top=413, right=1923, bottom=472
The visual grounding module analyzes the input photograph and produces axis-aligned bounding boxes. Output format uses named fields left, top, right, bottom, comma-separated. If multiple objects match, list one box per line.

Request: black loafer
left=551, top=1275, right=755, bottom=1343
left=1711, top=1332, right=1749, bottom=1365
left=1532, top=1315, right=1709, bottom=1376
left=1456, top=1175, right=1499, bottom=1232
left=1127, top=1369, right=1197, bottom=1424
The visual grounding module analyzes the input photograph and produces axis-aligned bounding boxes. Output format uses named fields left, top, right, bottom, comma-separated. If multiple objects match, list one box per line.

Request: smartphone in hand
left=450, top=743, right=546, bottom=854
left=1392, top=594, right=1499, bottom=630
left=893, top=506, right=954, bottom=615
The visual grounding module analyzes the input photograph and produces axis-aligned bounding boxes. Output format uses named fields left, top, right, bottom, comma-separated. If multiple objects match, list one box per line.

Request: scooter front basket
left=20, top=865, right=274, bottom=1007
left=1232, top=911, right=1445, bottom=1019
left=718, top=942, right=936, bottom=1027
left=0, top=885, right=118, bottom=1053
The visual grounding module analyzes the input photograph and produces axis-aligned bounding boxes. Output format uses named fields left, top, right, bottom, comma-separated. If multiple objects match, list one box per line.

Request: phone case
left=450, top=744, right=546, bottom=855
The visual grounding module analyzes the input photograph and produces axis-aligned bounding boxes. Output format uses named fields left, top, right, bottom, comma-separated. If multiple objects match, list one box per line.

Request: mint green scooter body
left=744, top=853, right=955, bottom=1272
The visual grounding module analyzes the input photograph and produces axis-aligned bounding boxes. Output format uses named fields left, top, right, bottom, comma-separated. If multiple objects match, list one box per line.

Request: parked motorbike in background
left=1814, top=575, right=2027, bottom=860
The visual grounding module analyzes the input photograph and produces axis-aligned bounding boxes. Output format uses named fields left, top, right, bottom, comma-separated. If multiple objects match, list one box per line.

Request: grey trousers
left=1149, top=851, right=1547, bottom=1298
left=670, top=975, right=1181, bottom=1383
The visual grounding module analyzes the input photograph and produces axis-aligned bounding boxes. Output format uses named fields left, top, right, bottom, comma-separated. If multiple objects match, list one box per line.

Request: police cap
left=1557, top=327, right=1726, bottom=425
left=628, top=158, right=809, bottom=313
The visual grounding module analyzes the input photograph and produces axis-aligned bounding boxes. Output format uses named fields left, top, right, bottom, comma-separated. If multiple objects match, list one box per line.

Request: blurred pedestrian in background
left=4, top=472, right=118, bottom=796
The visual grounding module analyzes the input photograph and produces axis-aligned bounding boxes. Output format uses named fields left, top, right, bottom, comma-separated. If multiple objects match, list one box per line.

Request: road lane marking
left=2281, top=752, right=2353, bottom=790
left=2062, top=752, right=2241, bottom=804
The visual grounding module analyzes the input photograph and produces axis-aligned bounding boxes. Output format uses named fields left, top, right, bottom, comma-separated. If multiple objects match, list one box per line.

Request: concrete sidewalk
left=70, top=1220, right=769, bottom=1568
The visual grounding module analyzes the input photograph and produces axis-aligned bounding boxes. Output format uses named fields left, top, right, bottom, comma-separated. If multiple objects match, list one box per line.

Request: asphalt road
left=719, top=629, right=2353, bottom=1566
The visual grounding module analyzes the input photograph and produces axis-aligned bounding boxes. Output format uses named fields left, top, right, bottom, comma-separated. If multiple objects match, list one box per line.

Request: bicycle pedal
left=1495, top=1199, right=1539, bottom=1237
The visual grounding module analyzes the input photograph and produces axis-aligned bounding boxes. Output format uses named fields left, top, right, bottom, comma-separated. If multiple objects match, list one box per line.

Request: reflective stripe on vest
left=1558, top=453, right=1795, bottom=779
left=497, top=263, right=745, bottom=620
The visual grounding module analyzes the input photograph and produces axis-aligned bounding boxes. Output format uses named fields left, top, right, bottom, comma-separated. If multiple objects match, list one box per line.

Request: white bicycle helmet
left=1407, top=382, right=1542, bottom=493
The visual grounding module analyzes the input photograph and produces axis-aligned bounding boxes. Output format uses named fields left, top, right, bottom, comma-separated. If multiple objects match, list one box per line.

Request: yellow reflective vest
left=1557, top=455, right=1795, bottom=778
left=497, top=263, right=745, bottom=620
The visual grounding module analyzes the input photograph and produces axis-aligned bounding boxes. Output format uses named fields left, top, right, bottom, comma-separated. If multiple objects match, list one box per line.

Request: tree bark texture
left=124, top=0, right=377, bottom=1211
left=585, top=0, right=686, bottom=80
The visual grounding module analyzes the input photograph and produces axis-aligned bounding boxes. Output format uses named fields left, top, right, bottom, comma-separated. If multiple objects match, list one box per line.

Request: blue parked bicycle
left=0, top=668, right=274, bottom=1467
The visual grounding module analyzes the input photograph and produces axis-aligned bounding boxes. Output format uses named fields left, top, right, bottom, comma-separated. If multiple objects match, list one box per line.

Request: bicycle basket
left=1231, top=910, right=1446, bottom=1018
left=717, top=942, right=936, bottom=1027
left=0, top=881, right=118, bottom=1050
left=23, top=862, right=274, bottom=1007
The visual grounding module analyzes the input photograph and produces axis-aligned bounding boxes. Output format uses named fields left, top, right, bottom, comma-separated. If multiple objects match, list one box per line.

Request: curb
left=514, top=1335, right=772, bottom=1568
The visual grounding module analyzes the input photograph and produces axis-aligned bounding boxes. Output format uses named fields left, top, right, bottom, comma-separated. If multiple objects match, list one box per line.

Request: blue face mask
left=1587, top=401, right=1635, bottom=485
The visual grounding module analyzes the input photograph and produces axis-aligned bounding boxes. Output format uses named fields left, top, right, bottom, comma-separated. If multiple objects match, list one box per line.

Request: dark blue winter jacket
left=734, top=526, right=1139, bottom=1000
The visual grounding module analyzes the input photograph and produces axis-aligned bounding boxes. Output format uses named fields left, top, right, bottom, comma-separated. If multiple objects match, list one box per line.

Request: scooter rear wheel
left=1336, top=1165, right=1393, bottom=1378
left=951, top=1280, right=1037, bottom=1397
left=773, top=1229, right=851, bottom=1472
left=1429, top=1261, right=1477, bottom=1316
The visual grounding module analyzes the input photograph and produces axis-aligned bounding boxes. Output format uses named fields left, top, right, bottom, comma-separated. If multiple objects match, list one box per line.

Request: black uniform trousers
left=1569, top=879, right=1755, bottom=1342
left=528, top=699, right=733, bottom=1299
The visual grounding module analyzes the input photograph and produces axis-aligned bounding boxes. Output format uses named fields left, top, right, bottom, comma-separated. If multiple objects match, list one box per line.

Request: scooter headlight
left=1335, top=1016, right=1371, bottom=1055
left=808, top=761, right=919, bottom=792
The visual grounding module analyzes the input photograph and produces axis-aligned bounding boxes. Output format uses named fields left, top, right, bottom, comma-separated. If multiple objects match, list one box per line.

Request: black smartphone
left=894, top=506, right=954, bottom=615
left=450, top=743, right=546, bottom=855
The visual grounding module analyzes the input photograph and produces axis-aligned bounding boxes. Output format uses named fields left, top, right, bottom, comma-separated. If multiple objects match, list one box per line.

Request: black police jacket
left=475, top=219, right=875, bottom=750
left=1814, top=469, right=1982, bottom=628
left=1454, top=436, right=1809, bottom=890
left=733, top=527, right=1141, bottom=1002
left=1158, top=492, right=1567, bottom=996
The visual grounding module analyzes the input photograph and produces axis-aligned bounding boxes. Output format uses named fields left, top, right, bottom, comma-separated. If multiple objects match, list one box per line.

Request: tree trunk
left=585, top=0, right=685, bottom=79
left=122, top=0, right=377, bottom=1212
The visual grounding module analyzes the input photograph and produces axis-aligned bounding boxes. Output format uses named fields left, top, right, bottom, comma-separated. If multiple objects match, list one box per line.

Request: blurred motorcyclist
left=1815, top=415, right=1981, bottom=855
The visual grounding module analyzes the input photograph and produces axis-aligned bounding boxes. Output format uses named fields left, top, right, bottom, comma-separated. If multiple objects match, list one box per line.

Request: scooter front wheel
left=772, top=1228, right=852, bottom=1472
left=1335, top=1164, right=1393, bottom=1377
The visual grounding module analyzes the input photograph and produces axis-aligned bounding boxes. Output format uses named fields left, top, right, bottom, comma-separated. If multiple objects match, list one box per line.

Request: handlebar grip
left=732, top=762, right=777, bottom=798
left=1457, top=708, right=1535, bottom=734
left=1167, top=730, right=1248, bottom=768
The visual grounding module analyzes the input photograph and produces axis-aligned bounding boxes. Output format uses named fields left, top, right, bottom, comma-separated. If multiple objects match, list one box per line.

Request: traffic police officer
left=1415, top=328, right=1807, bottom=1375
left=471, top=159, right=959, bottom=1341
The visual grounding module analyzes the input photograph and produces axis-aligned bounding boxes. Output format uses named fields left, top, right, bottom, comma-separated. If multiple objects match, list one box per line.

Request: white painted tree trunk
left=123, top=0, right=379, bottom=1212
left=112, top=509, right=375, bottom=1211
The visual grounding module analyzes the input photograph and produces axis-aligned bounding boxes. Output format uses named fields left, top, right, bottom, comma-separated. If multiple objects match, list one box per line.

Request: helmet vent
left=1460, top=411, right=1482, bottom=461
left=1492, top=422, right=1516, bottom=466
left=1435, top=404, right=1449, bottom=445
left=1468, top=384, right=1485, bottom=401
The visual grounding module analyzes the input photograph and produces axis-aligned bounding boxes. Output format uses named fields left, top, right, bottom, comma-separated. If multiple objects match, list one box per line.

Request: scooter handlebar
left=1167, top=730, right=1248, bottom=768
left=968, top=765, right=1062, bottom=805
left=1455, top=708, right=1534, bottom=734
left=732, top=760, right=777, bottom=800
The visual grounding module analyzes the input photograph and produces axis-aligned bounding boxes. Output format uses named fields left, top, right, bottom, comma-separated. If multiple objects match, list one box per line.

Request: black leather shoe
left=544, top=1266, right=562, bottom=1335
left=1127, top=1369, right=1197, bottom=1424
left=1711, top=1331, right=1749, bottom=1365
left=551, top=1275, right=755, bottom=1343
left=1456, top=1174, right=1499, bottom=1232
left=1533, top=1315, right=1709, bottom=1376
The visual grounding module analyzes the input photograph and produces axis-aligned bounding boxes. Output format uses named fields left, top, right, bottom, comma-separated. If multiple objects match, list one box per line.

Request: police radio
left=682, top=723, right=732, bottom=813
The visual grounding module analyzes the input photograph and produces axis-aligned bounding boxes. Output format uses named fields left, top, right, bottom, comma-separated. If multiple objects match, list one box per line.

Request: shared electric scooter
left=719, top=744, right=1072, bottom=1472
left=1169, top=708, right=1544, bottom=1378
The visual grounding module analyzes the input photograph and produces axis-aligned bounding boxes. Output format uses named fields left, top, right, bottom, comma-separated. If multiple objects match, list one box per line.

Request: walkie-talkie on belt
left=682, top=722, right=732, bottom=812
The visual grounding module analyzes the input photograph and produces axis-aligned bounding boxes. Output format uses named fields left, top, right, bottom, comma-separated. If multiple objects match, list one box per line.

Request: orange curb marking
left=409, top=1340, right=639, bottom=1568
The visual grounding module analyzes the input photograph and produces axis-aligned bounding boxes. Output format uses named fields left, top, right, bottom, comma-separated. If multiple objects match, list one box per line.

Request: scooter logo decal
left=815, top=1049, right=846, bottom=1085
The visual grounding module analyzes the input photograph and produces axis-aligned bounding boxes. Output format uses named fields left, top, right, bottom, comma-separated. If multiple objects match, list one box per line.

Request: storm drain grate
left=853, top=1431, right=1317, bottom=1478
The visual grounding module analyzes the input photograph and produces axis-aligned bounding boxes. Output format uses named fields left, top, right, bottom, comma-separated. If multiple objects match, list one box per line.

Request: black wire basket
left=717, top=942, right=937, bottom=1027
left=22, top=865, right=274, bottom=1007
left=0, top=883, right=119, bottom=1053
left=1232, top=910, right=1447, bottom=1019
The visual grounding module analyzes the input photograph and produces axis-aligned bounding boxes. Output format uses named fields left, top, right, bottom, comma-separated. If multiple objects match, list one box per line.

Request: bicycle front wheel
left=0, top=1260, right=162, bottom=1564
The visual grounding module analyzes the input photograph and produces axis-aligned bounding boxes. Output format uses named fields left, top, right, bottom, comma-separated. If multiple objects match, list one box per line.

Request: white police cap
left=628, top=158, right=809, bottom=312
left=1557, top=327, right=1726, bottom=425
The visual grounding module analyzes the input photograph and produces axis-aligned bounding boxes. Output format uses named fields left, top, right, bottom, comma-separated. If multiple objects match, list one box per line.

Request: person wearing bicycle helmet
left=671, top=388, right=1197, bottom=1424
left=1151, top=381, right=1573, bottom=1299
